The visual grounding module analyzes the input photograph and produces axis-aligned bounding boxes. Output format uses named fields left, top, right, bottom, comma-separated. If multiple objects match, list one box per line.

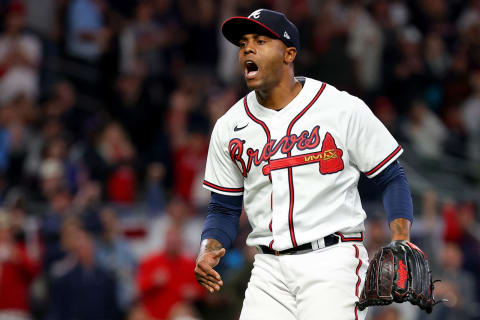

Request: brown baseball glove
left=357, top=240, right=438, bottom=313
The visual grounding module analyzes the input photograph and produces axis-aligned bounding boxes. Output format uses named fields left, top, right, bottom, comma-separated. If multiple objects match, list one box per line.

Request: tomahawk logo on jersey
left=203, top=78, right=403, bottom=251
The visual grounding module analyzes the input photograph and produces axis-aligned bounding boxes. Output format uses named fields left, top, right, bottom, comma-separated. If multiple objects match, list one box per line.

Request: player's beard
left=245, top=61, right=284, bottom=92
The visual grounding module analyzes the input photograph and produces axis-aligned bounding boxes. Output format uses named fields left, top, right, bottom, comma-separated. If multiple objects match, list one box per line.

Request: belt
left=259, top=232, right=363, bottom=256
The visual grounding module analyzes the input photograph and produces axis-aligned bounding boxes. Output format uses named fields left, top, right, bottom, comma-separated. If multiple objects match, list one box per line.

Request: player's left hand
left=357, top=240, right=438, bottom=313
left=195, top=248, right=226, bottom=293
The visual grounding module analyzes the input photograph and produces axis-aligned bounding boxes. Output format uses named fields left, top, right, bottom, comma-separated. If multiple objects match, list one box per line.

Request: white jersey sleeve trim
left=364, top=145, right=403, bottom=178
left=202, top=180, right=244, bottom=196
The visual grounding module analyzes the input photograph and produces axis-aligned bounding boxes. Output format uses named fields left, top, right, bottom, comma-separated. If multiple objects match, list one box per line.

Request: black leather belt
left=260, top=233, right=340, bottom=256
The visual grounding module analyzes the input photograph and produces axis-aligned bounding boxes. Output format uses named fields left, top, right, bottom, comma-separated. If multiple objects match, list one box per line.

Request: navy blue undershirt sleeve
left=201, top=192, right=243, bottom=249
left=371, top=160, right=413, bottom=224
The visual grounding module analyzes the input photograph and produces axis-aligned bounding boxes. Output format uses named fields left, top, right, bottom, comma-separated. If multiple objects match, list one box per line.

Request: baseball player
left=195, top=9, right=416, bottom=320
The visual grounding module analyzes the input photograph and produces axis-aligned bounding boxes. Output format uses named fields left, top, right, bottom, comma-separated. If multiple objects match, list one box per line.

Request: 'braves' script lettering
left=229, top=126, right=321, bottom=177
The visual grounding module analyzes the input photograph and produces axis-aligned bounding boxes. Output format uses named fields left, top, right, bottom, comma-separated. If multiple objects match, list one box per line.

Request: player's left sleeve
left=346, top=97, right=403, bottom=178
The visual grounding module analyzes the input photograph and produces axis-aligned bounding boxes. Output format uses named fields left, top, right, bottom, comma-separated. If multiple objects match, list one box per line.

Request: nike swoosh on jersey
left=234, top=123, right=249, bottom=131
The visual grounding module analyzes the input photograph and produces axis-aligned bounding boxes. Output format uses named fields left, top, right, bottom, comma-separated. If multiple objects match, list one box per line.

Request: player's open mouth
left=245, top=60, right=259, bottom=80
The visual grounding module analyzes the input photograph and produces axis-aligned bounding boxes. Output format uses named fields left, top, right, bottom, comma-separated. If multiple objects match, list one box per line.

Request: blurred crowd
left=0, top=0, right=478, bottom=319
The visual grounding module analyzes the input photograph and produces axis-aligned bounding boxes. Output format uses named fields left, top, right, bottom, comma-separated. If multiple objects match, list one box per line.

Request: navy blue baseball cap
left=221, top=9, right=300, bottom=51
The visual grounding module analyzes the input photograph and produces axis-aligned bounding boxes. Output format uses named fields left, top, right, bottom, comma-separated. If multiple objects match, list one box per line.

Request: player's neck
left=255, top=76, right=302, bottom=111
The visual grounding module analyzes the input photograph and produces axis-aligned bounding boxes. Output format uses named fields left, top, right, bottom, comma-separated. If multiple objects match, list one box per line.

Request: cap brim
left=221, top=17, right=281, bottom=47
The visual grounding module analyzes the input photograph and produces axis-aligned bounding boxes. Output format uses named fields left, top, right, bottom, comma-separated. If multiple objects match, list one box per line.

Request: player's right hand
left=194, top=248, right=225, bottom=293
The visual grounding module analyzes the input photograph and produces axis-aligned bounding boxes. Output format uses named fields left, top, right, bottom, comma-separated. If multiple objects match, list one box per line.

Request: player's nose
left=242, top=41, right=256, bottom=55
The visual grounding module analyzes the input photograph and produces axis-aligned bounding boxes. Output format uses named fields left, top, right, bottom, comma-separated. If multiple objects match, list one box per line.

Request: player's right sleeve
left=203, top=119, right=244, bottom=196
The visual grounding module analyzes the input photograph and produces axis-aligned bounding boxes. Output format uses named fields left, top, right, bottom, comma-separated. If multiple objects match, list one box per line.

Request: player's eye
left=257, top=39, right=266, bottom=45
left=239, top=41, right=246, bottom=48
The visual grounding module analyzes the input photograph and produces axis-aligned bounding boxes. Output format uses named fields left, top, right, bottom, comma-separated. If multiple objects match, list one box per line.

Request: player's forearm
left=198, top=239, right=224, bottom=261
left=200, top=238, right=223, bottom=252
left=389, top=218, right=411, bottom=241
left=200, top=193, right=243, bottom=249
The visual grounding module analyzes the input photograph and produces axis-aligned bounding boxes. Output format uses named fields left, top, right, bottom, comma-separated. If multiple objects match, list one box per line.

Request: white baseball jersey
left=203, top=77, right=402, bottom=251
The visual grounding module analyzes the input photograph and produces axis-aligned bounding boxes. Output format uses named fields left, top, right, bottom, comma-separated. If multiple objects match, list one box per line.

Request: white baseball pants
left=239, top=242, right=369, bottom=320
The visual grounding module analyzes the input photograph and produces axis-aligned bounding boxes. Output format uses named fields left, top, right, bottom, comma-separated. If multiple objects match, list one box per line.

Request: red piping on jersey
left=243, top=97, right=271, bottom=141
left=336, top=232, right=364, bottom=242
left=365, top=145, right=402, bottom=177
left=285, top=82, right=327, bottom=247
left=203, top=180, right=244, bottom=193
left=353, top=244, right=363, bottom=320
left=270, top=193, right=273, bottom=210
left=269, top=239, right=274, bottom=250
left=244, top=96, right=274, bottom=237
left=244, top=96, right=273, bottom=181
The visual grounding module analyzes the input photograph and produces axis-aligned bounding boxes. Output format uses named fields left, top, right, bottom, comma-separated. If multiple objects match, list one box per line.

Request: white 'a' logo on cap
left=284, top=31, right=290, bottom=39
left=249, top=9, right=263, bottom=19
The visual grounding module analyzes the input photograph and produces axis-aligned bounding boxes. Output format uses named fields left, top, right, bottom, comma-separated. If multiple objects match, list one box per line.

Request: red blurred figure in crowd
left=172, top=129, right=209, bottom=204
left=136, top=226, right=204, bottom=319
left=0, top=211, right=40, bottom=319
left=0, top=0, right=41, bottom=104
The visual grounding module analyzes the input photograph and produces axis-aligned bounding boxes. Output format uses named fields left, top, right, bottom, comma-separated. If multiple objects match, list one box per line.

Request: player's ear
left=284, top=47, right=297, bottom=64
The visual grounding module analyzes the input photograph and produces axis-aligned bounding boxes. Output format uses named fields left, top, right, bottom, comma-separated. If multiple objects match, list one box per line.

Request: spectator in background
left=108, top=72, right=158, bottom=155
left=24, top=0, right=58, bottom=41
left=143, top=162, right=167, bottom=214
left=49, top=220, right=118, bottom=320
left=96, top=207, right=137, bottom=315
left=0, top=95, right=38, bottom=188
left=41, top=188, right=72, bottom=270
left=42, top=137, right=79, bottom=192
left=443, top=48, right=471, bottom=109
left=145, top=197, right=203, bottom=258
left=166, top=87, right=195, bottom=150
left=372, top=96, right=402, bottom=139
left=119, top=0, right=166, bottom=77
left=424, top=32, right=450, bottom=82
left=205, top=87, right=238, bottom=128
left=5, top=190, right=41, bottom=261
left=0, top=211, right=40, bottom=320
left=420, top=242, right=478, bottom=320
left=183, top=0, right=218, bottom=69
left=364, top=214, right=390, bottom=260
left=411, top=191, right=444, bottom=272
left=166, top=302, right=201, bottom=320
left=127, top=303, right=154, bottom=320
left=136, top=226, right=203, bottom=320
left=442, top=105, right=469, bottom=159
left=23, top=118, right=65, bottom=186
left=306, top=0, right=354, bottom=89
left=401, top=99, right=447, bottom=159
left=65, top=0, right=111, bottom=98
left=461, top=70, right=480, bottom=161
left=391, top=26, right=426, bottom=111
left=66, top=0, right=109, bottom=63
left=368, top=306, right=401, bottom=320
left=455, top=202, right=480, bottom=301
left=38, top=159, right=66, bottom=201
left=172, top=128, right=208, bottom=205
left=72, top=180, right=103, bottom=233
left=457, top=0, right=480, bottom=33
left=423, top=32, right=451, bottom=111
left=45, top=81, right=92, bottom=142
left=347, top=2, right=384, bottom=93
left=83, top=121, right=138, bottom=203
left=0, top=0, right=41, bottom=104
